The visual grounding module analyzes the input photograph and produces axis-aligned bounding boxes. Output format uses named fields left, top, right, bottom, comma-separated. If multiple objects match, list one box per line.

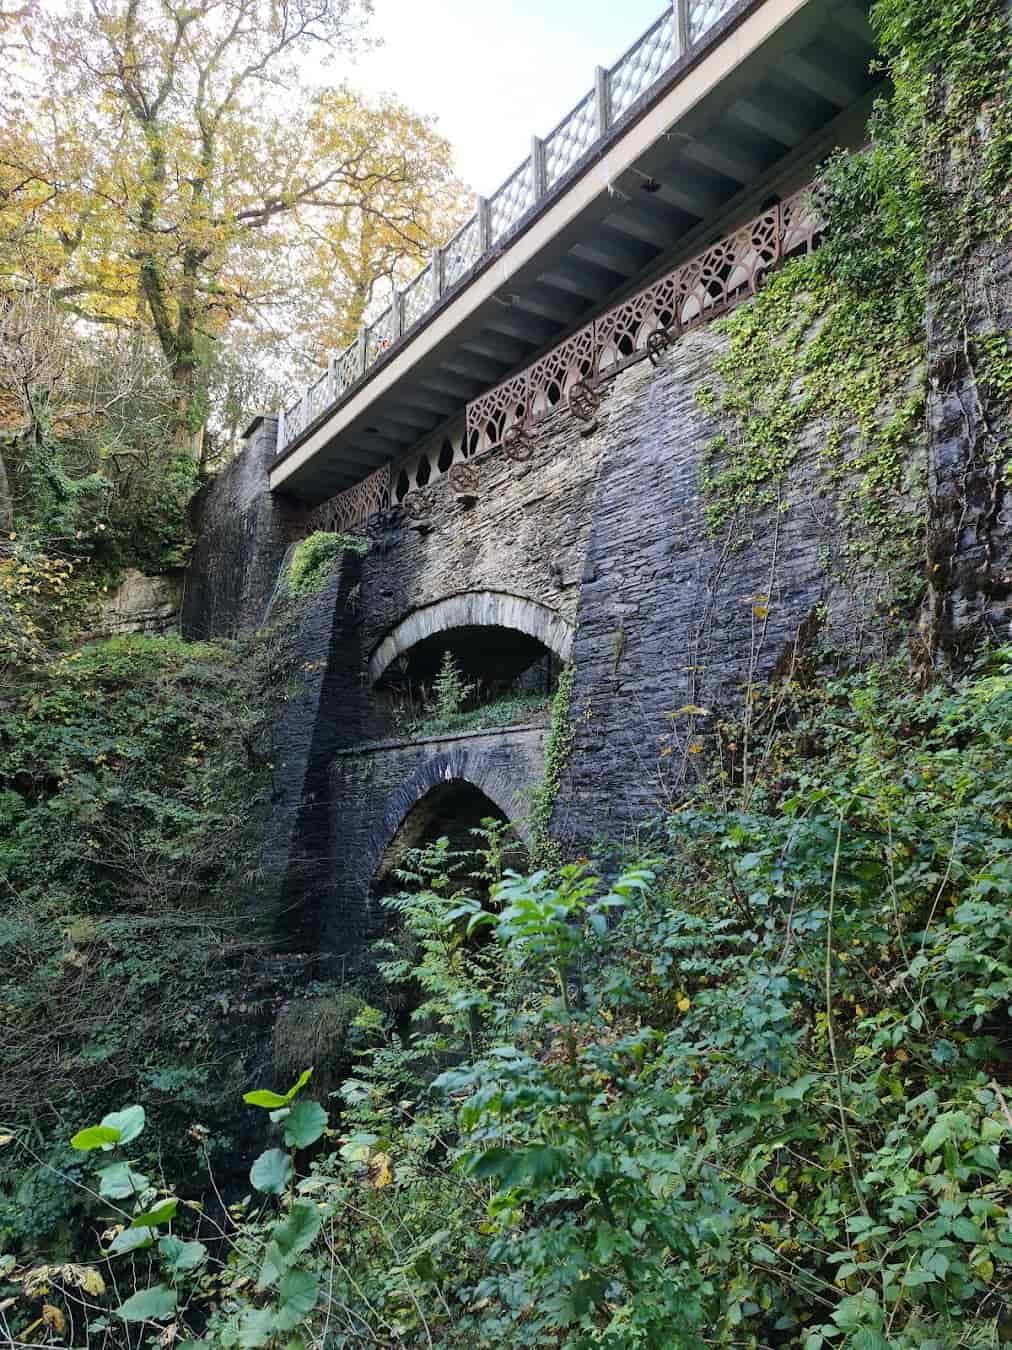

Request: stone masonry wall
left=555, top=321, right=923, bottom=846
left=324, top=726, right=545, bottom=956
left=182, top=415, right=306, bottom=640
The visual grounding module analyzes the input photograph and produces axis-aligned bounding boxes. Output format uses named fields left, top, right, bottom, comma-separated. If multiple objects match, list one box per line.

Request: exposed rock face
left=923, top=95, right=1012, bottom=658
left=92, top=569, right=182, bottom=638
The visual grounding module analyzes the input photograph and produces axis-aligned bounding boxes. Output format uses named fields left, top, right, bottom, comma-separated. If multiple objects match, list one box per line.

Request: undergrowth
left=6, top=648, right=1011, bottom=1348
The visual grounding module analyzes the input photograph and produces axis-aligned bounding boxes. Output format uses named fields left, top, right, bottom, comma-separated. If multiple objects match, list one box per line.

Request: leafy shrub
left=287, top=531, right=368, bottom=599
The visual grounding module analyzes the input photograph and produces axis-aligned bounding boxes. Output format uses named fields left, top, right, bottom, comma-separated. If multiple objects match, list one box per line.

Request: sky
left=345, top=0, right=667, bottom=194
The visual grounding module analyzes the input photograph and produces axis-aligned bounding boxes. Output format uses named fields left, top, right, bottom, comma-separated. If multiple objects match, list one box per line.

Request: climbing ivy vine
left=698, top=0, right=1012, bottom=611
left=529, top=662, right=575, bottom=866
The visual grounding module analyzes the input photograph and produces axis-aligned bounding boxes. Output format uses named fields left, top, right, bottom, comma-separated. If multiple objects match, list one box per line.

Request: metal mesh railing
left=490, top=159, right=534, bottom=243
left=544, top=91, right=598, bottom=190
left=278, top=0, right=753, bottom=455
left=402, top=264, right=433, bottom=331
left=609, top=9, right=676, bottom=122
left=442, top=214, right=482, bottom=289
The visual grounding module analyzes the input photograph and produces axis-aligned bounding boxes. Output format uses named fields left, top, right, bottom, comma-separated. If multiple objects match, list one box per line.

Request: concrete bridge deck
left=269, top=0, right=878, bottom=509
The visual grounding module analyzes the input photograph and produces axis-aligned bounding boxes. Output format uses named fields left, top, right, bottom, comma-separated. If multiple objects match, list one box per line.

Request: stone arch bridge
left=180, top=0, right=1011, bottom=959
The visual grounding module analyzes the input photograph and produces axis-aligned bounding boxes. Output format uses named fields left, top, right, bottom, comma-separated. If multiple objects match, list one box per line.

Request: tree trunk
left=0, top=447, right=13, bottom=534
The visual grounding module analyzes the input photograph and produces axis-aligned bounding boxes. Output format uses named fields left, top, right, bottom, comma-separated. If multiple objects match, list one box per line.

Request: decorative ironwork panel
left=305, top=370, right=330, bottom=426
left=675, top=205, right=779, bottom=326
left=609, top=10, right=674, bottom=122
left=596, top=271, right=679, bottom=375
left=332, top=341, right=361, bottom=401
left=466, top=371, right=529, bottom=454
left=544, top=92, right=598, bottom=190
left=307, top=464, right=391, bottom=535
left=367, top=305, right=396, bottom=365
left=442, top=214, right=482, bottom=289
left=688, top=0, right=738, bottom=44
left=526, top=324, right=597, bottom=418
left=490, top=160, right=534, bottom=243
left=401, top=264, right=433, bottom=331
left=392, top=419, right=468, bottom=503
left=780, top=187, right=823, bottom=257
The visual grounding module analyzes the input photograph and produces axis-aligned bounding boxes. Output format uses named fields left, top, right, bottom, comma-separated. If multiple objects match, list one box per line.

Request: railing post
left=531, top=135, right=547, bottom=200
left=277, top=405, right=285, bottom=452
left=327, top=352, right=337, bottom=400
left=431, top=247, right=443, bottom=302
left=674, top=0, right=690, bottom=54
left=392, top=290, right=404, bottom=341
left=477, top=195, right=492, bottom=252
left=301, top=384, right=311, bottom=429
left=357, top=326, right=369, bottom=374
left=594, top=65, right=610, bottom=138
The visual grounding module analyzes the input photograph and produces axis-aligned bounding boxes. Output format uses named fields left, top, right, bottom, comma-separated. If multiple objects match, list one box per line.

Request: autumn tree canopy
left=0, top=0, right=468, bottom=452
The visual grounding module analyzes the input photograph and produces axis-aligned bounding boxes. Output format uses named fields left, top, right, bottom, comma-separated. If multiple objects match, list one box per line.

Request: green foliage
left=530, top=662, right=576, bottom=865
left=698, top=255, right=924, bottom=601
left=0, top=627, right=294, bottom=1256
left=410, top=687, right=549, bottom=738
left=432, top=649, right=476, bottom=721
left=287, top=530, right=369, bottom=599
left=12, top=651, right=1012, bottom=1344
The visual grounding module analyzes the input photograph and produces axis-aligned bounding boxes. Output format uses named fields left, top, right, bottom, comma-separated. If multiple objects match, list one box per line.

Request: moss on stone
left=287, top=531, right=369, bottom=600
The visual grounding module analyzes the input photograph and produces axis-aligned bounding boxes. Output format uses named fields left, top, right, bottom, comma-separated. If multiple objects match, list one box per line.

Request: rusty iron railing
left=304, top=185, right=822, bottom=535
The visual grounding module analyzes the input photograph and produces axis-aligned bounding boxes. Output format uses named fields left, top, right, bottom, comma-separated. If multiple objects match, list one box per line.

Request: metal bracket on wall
left=569, top=380, right=603, bottom=436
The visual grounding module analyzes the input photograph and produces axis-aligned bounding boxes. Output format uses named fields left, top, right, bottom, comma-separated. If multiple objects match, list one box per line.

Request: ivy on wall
left=698, top=0, right=1012, bottom=619
left=529, top=662, right=575, bottom=867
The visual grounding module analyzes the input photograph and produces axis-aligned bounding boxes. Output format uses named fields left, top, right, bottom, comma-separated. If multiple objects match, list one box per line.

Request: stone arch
left=368, top=591, right=573, bottom=686
left=366, top=746, right=533, bottom=890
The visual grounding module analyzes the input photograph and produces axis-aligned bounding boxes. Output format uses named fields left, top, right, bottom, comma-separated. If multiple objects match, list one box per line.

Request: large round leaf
left=115, top=1284, right=177, bottom=1322
left=282, top=1100, right=327, bottom=1150
left=70, top=1125, right=121, bottom=1151
left=276, top=1270, right=319, bottom=1331
left=98, top=1162, right=149, bottom=1200
left=101, top=1105, right=146, bottom=1145
left=249, top=1148, right=292, bottom=1196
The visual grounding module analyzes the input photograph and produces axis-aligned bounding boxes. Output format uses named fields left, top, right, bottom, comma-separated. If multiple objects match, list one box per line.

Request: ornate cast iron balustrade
left=277, top=0, right=742, bottom=456
left=303, top=185, right=821, bottom=536
left=467, top=187, right=821, bottom=453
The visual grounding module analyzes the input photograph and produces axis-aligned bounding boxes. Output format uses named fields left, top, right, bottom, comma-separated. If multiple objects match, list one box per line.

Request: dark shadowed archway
left=368, top=591, right=574, bottom=686
left=362, top=744, right=533, bottom=901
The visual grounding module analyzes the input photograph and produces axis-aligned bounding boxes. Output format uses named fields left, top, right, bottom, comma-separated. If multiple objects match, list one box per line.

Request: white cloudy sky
left=345, top=0, right=666, bottom=193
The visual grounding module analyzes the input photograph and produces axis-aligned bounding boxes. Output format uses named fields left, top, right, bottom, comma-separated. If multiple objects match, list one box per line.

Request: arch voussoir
left=366, top=746, right=533, bottom=891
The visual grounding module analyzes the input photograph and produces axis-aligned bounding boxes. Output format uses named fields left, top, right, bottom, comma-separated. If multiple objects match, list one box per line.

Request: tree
left=0, top=0, right=467, bottom=456
left=293, top=88, right=469, bottom=355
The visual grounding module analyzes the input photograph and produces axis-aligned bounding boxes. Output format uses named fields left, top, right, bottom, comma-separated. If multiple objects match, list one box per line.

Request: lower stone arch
left=368, top=591, right=573, bottom=686
left=366, top=747, right=532, bottom=890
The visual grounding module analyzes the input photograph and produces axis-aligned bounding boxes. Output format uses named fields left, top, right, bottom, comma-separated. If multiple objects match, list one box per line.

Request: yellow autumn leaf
left=369, top=1152, right=393, bottom=1189
left=60, top=1265, right=106, bottom=1297
left=42, top=1303, right=66, bottom=1336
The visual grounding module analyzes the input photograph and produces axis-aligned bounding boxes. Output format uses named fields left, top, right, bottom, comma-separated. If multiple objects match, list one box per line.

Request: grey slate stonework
left=183, top=415, right=305, bottom=639
left=184, top=223, right=1011, bottom=962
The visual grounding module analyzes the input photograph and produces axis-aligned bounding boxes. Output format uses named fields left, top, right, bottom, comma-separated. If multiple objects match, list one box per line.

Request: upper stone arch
left=367, top=591, right=574, bottom=686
